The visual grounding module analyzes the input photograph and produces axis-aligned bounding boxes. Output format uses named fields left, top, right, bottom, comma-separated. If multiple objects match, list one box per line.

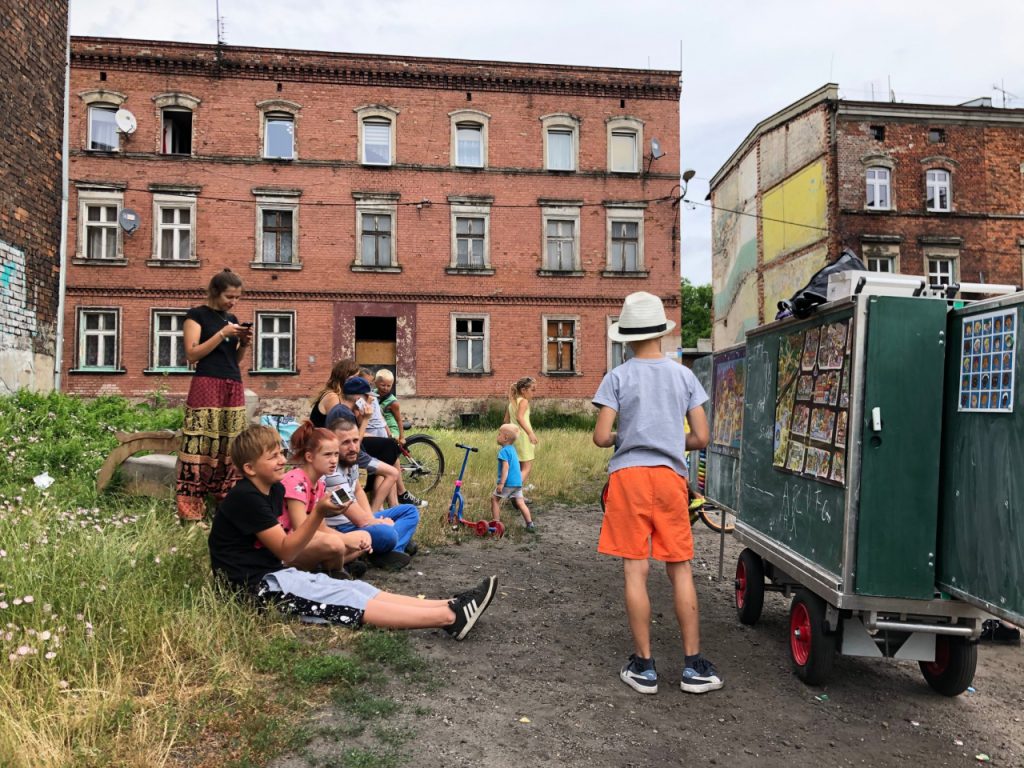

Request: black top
left=208, top=478, right=284, bottom=587
left=309, top=396, right=328, bottom=428
left=186, top=305, right=242, bottom=381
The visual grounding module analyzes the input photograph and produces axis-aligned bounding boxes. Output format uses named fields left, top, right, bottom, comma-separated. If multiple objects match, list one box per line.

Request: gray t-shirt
left=593, top=356, right=709, bottom=476
left=322, top=464, right=360, bottom=527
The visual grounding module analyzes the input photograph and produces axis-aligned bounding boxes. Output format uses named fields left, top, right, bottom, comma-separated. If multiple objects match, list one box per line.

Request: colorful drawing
left=834, top=410, right=848, bottom=446
left=786, top=441, right=806, bottom=473
left=808, top=408, right=836, bottom=443
left=817, top=321, right=848, bottom=370
left=801, top=327, right=820, bottom=371
left=830, top=451, right=846, bottom=484
left=959, top=309, right=1017, bottom=413
left=804, top=446, right=831, bottom=478
left=796, top=374, right=814, bottom=401
left=711, top=350, right=745, bottom=455
left=777, top=331, right=803, bottom=400
left=839, top=366, right=850, bottom=409
left=773, top=406, right=792, bottom=468
left=792, top=404, right=810, bottom=436
left=812, top=371, right=840, bottom=405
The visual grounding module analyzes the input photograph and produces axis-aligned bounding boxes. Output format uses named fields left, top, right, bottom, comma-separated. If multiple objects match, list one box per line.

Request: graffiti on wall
left=0, top=240, right=37, bottom=347
left=712, top=151, right=760, bottom=348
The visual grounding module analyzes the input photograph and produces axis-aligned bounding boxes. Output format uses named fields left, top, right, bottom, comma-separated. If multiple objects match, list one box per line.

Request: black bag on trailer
left=776, top=248, right=866, bottom=320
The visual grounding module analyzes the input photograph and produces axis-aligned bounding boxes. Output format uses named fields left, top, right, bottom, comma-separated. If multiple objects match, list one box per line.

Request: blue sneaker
left=681, top=655, right=724, bottom=694
left=620, top=654, right=658, bottom=694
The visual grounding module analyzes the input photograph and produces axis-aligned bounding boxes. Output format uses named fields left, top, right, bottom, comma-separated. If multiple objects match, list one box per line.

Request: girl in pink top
left=279, top=421, right=371, bottom=573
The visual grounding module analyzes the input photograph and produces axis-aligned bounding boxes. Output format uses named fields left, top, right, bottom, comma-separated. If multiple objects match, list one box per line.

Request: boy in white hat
left=592, top=291, right=722, bottom=695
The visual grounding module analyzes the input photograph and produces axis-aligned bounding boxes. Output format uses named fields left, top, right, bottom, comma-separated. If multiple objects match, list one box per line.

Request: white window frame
left=606, top=116, right=644, bottom=174
left=866, top=255, right=895, bottom=273
left=254, top=311, right=296, bottom=372
left=604, top=205, right=646, bottom=274
left=449, top=109, right=490, bottom=168
left=355, top=105, right=400, bottom=166
left=926, top=169, right=951, bottom=212
left=926, top=255, right=957, bottom=288
left=80, top=90, right=127, bottom=153
left=607, top=316, right=627, bottom=371
left=76, top=188, right=124, bottom=261
left=540, top=205, right=581, bottom=273
left=88, top=105, right=120, bottom=152
left=254, top=190, right=301, bottom=267
left=449, top=202, right=491, bottom=270
left=149, top=309, right=191, bottom=372
left=263, top=113, right=295, bottom=159
left=257, top=99, right=300, bottom=160
left=76, top=307, right=121, bottom=371
left=542, top=315, right=580, bottom=375
left=152, top=193, right=197, bottom=262
left=541, top=113, right=580, bottom=172
left=450, top=313, right=490, bottom=374
left=353, top=194, right=399, bottom=270
left=865, top=166, right=891, bottom=210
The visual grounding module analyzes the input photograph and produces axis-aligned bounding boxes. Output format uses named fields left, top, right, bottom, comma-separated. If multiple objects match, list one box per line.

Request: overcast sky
left=70, top=0, right=1024, bottom=285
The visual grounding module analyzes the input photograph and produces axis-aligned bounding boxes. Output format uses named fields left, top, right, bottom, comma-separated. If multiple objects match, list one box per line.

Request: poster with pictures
left=711, top=348, right=746, bottom=457
left=773, top=318, right=852, bottom=486
left=958, top=309, right=1017, bottom=413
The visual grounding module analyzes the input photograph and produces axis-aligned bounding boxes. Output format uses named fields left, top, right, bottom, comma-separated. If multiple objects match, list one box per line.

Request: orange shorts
left=598, top=466, right=694, bottom=562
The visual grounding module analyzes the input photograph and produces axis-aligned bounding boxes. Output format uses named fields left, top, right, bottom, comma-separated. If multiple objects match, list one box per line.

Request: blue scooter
left=447, top=443, right=505, bottom=537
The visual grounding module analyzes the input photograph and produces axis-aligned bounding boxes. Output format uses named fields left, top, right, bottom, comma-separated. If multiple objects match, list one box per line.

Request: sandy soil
left=276, top=503, right=1024, bottom=768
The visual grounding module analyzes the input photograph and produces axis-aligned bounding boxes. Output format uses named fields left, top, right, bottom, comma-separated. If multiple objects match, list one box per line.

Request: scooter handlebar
left=455, top=443, right=478, bottom=452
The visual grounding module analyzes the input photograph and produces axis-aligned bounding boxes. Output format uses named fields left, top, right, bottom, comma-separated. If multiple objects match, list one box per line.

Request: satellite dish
left=119, top=208, right=139, bottom=234
left=114, top=109, right=137, bottom=134
left=650, top=137, right=665, bottom=159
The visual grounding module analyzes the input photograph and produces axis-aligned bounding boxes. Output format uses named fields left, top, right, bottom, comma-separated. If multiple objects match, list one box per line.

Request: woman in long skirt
left=175, top=269, right=252, bottom=520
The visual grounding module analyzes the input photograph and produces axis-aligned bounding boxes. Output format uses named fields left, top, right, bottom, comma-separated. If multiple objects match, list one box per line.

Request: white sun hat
left=608, top=291, right=677, bottom=342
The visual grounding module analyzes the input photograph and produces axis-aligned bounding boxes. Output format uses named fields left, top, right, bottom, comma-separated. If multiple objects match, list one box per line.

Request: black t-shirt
left=186, top=305, right=242, bottom=381
left=208, top=477, right=284, bottom=586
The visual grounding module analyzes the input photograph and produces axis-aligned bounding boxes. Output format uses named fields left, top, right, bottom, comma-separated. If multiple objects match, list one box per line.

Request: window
left=540, top=204, right=581, bottom=273
left=153, top=194, right=197, bottom=261
left=353, top=193, right=400, bottom=271
left=447, top=198, right=492, bottom=273
left=253, top=189, right=301, bottom=268
left=928, top=258, right=955, bottom=287
left=162, top=109, right=192, bottom=155
left=361, top=214, right=392, bottom=266
left=544, top=317, right=578, bottom=374
left=926, top=169, right=951, bottom=212
left=928, top=128, right=945, bottom=143
left=76, top=187, right=123, bottom=261
left=608, top=316, right=627, bottom=370
left=604, top=205, right=646, bottom=274
left=76, top=308, right=120, bottom=370
left=870, top=125, right=885, bottom=141
left=450, top=314, right=490, bottom=373
left=867, top=256, right=894, bottom=273
left=264, top=113, right=294, bottom=159
left=356, top=106, right=399, bottom=166
left=607, top=116, right=643, bottom=173
left=150, top=310, right=189, bottom=371
left=262, top=210, right=294, bottom=263
left=449, top=110, right=490, bottom=168
left=89, top=106, right=119, bottom=151
left=255, top=312, right=295, bottom=372
left=541, top=114, right=580, bottom=171
left=865, top=167, right=891, bottom=209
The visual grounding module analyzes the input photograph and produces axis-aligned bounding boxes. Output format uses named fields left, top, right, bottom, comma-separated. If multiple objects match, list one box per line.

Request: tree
left=680, top=278, right=712, bottom=348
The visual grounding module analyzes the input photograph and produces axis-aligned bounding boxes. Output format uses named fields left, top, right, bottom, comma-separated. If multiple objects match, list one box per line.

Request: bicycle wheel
left=401, top=434, right=445, bottom=494
left=698, top=504, right=736, bottom=533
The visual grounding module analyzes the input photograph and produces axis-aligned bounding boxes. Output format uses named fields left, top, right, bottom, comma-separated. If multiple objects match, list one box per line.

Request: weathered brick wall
left=64, top=37, right=682, bottom=411
left=0, top=1, right=67, bottom=392
left=836, top=115, right=1024, bottom=285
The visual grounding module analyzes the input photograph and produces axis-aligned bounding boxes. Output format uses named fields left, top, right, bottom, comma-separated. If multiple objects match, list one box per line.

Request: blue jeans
left=332, top=504, right=419, bottom=554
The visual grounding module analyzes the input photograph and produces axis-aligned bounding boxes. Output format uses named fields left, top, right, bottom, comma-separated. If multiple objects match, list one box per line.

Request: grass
left=0, top=390, right=608, bottom=767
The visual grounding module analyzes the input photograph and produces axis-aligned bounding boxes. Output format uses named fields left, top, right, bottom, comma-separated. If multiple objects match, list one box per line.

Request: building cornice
left=65, top=285, right=680, bottom=307
left=837, top=101, right=1024, bottom=126
left=70, top=37, right=681, bottom=101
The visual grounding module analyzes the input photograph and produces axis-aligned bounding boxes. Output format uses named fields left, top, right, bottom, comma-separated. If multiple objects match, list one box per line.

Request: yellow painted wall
left=761, top=245, right=829, bottom=323
left=762, top=159, right=826, bottom=263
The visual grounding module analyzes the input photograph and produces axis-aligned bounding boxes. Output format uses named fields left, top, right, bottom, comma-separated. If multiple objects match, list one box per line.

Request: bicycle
left=398, top=432, right=445, bottom=494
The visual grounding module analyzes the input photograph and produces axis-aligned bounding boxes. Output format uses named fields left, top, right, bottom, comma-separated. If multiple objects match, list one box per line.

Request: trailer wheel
left=735, top=549, right=765, bottom=625
left=920, top=635, right=977, bottom=697
left=789, top=591, right=836, bottom=685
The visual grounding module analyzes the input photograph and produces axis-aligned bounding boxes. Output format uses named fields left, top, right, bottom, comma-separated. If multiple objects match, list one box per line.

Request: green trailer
left=732, top=290, right=994, bottom=695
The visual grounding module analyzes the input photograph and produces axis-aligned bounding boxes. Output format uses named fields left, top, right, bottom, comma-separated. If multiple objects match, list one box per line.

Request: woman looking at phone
left=175, top=269, right=252, bottom=521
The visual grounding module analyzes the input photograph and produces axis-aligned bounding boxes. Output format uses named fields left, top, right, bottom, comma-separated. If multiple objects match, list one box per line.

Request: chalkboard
left=938, top=297, right=1024, bottom=624
left=738, top=308, right=853, bottom=578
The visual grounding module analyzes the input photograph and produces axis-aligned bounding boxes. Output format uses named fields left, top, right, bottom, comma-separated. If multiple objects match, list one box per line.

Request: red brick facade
left=0, top=1, right=67, bottom=392
left=64, top=37, right=681, bottom=416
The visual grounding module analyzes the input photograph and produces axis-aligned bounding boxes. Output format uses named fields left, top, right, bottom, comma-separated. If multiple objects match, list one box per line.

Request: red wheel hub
left=790, top=602, right=812, bottom=666
left=735, top=560, right=747, bottom=608
left=923, top=635, right=950, bottom=676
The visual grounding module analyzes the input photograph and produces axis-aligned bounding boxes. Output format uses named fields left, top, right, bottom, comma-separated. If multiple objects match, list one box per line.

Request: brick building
left=0, top=1, right=68, bottom=392
left=64, top=37, right=682, bottom=418
left=709, top=83, right=1024, bottom=348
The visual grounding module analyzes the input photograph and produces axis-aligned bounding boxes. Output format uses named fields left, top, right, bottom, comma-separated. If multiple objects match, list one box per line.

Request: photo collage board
left=957, top=308, right=1017, bottom=413
left=711, top=347, right=746, bottom=458
left=772, top=319, right=853, bottom=487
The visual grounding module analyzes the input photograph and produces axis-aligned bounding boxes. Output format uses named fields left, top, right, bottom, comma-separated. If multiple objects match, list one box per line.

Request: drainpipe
left=53, top=25, right=70, bottom=391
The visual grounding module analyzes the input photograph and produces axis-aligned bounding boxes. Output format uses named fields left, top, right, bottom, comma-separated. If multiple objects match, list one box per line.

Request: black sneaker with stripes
left=445, top=575, right=497, bottom=641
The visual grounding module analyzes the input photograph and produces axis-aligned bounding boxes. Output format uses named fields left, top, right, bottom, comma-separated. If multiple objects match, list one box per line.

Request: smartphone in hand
left=330, top=486, right=353, bottom=506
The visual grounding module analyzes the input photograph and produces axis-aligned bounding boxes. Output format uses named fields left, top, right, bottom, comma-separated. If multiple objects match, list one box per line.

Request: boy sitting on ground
left=208, top=424, right=496, bottom=637
left=491, top=424, right=535, bottom=532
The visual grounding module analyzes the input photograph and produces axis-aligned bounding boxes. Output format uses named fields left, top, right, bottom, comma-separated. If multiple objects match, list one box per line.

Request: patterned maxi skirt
left=175, top=375, right=247, bottom=520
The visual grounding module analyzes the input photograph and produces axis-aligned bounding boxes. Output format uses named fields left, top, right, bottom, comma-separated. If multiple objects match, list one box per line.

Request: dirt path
left=277, top=503, right=1024, bottom=768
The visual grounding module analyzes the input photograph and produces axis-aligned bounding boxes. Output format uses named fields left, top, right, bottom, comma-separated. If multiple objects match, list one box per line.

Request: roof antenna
left=993, top=80, right=1018, bottom=108
left=215, top=0, right=226, bottom=46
